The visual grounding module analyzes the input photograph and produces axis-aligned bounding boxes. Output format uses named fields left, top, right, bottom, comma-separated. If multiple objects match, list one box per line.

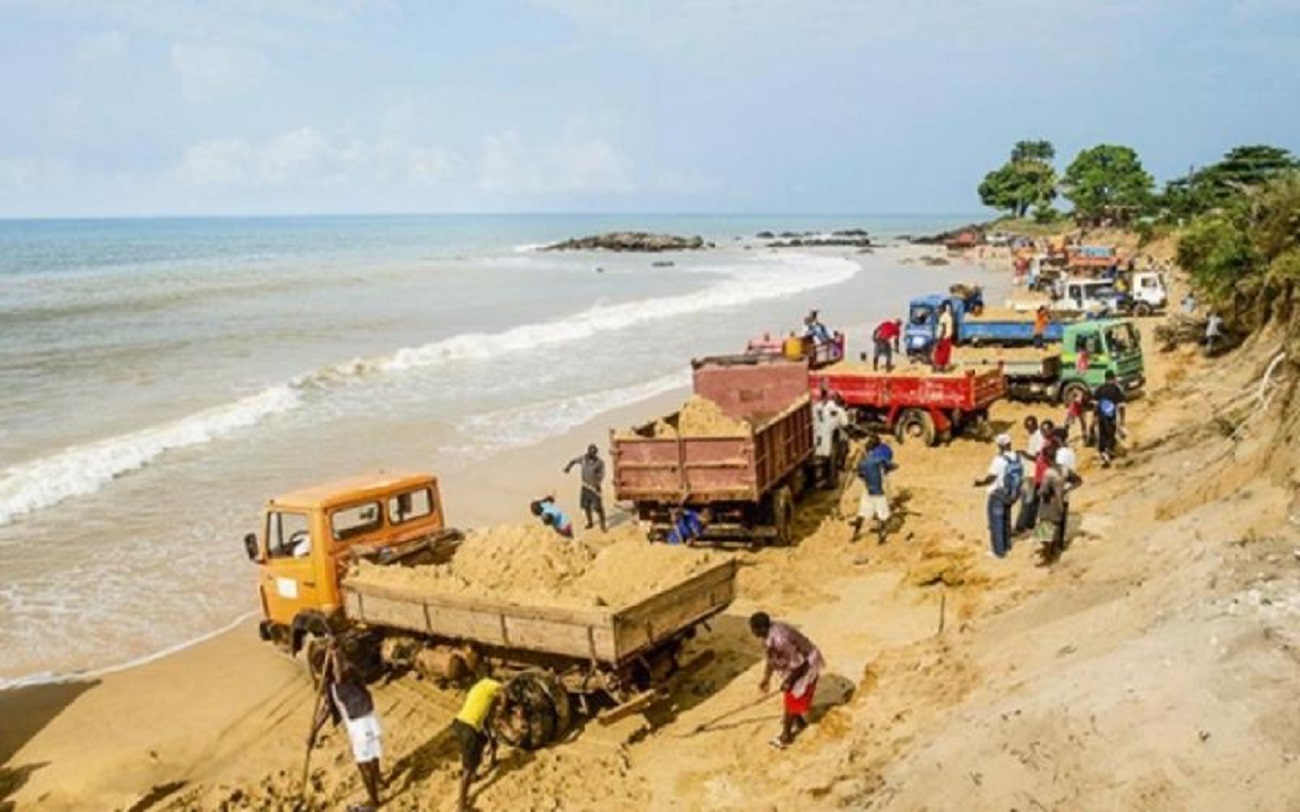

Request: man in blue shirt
left=852, top=436, right=898, bottom=544
left=666, top=507, right=709, bottom=545
left=530, top=497, right=573, bottom=538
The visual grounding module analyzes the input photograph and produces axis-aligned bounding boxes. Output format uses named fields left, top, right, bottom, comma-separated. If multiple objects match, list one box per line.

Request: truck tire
left=772, top=486, right=795, bottom=546
left=1060, top=380, right=1091, bottom=406
left=503, top=671, right=563, bottom=750
left=895, top=408, right=936, bottom=446
left=1133, top=302, right=1152, bottom=317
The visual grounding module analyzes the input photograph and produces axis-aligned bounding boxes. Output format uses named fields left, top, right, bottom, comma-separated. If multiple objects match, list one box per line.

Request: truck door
left=260, top=510, right=321, bottom=627
left=1067, top=283, right=1084, bottom=310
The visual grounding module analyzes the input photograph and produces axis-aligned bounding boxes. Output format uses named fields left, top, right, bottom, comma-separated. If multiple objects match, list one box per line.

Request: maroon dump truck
left=610, top=355, right=814, bottom=546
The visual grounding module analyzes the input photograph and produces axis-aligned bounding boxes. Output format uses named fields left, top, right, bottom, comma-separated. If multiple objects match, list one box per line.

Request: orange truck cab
left=242, top=470, right=458, bottom=652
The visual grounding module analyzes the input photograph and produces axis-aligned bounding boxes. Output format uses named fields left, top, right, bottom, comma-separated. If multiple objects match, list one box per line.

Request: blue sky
left=1, top=0, right=1297, bottom=217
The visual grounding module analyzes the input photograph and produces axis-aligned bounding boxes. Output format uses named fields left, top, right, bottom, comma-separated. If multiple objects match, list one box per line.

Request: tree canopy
left=1060, top=144, right=1154, bottom=226
left=978, top=139, right=1057, bottom=218
left=1162, top=144, right=1299, bottom=219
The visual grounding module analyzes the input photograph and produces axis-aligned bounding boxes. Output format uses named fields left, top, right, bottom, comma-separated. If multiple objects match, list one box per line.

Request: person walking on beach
left=562, top=444, right=606, bottom=531
left=1093, top=371, right=1127, bottom=467
left=453, top=676, right=506, bottom=812
left=932, top=302, right=955, bottom=372
left=530, top=497, right=574, bottom=538
left=750, top=612, right=824, bottom=750
left=852, top=435, right=897, bottom=544
left=1063, top=387, right=1089, bottom=442
left=872, top=318, right=903, bottom=372
left=308, top=648, right=383, bottom=811
left=973, top=434, right=1022, bottom=559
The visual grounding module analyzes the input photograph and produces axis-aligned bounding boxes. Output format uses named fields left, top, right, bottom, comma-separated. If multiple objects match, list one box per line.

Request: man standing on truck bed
left=453, top=676, right=505, bottom=812
left=562, top=444, right=606, bottom=531
left=1093, top=371, right=1127, bottom=468
left=750, top=612, right=825, bottom=750
left=309, top=647, right=384, bottom=811
left=932, top=301, right=955, bottom=372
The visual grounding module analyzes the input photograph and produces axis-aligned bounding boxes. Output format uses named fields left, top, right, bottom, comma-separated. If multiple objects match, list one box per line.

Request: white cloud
left=174, top=126, right=455, bottom=187
left=0, top=155, right=74, bottom=193
left=170, top=43, right=270, bottom=103
left=74, top=30, right=128, bottom=62
left=477, top=118, right=634, bottom=195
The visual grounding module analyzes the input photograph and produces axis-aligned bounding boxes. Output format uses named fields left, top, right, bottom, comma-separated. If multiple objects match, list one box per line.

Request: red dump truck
left=811, top=361, right=1006, bottom=445
left=611, top=355, right=814, bottom=546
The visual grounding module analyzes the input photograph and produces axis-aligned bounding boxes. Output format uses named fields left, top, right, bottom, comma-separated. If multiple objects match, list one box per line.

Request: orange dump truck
left=611, top=355, right=815, bottom=546
left=242, top=471, right=737, bottom=746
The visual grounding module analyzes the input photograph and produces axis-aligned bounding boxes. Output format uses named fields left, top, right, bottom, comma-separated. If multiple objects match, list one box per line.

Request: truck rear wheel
left=1133, top=302, right=1152, bottom=317
left=895, top=408, right=937, bottom=446
left=772, top=486, right=795, bottom=546
left=502, top=671, right=569, bottom=750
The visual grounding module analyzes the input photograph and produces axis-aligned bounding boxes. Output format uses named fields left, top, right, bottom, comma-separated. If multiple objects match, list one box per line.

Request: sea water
left=0, top=213, right=983, bottom=683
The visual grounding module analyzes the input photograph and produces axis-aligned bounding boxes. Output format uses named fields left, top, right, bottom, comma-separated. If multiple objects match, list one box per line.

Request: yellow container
left=783, top=336, right=806, bottom=360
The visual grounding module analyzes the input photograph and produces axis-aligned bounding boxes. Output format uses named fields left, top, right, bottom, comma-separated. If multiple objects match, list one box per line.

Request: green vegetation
left=1175, top=171, right=1300, bottom=334
left=978, top=140, right=1058, bottom=219
left=1161, top=145, right=1299, bottom=220
left=1060, top=145, right=1154, bottom=227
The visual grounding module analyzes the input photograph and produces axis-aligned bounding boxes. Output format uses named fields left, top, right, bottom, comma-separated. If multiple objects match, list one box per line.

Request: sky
left=0, top=0, right=1297, bottom=217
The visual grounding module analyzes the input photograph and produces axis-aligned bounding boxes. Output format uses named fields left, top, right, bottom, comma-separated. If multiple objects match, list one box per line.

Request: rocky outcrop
left=542, top=232, right=706, bottom=252
left=911, top=223, right=987, bottom=246
left=767, top=236, right=873, bottom=248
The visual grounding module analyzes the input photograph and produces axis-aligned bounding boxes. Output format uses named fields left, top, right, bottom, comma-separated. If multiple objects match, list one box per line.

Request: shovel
left=678, top=691, right=777, bottom=737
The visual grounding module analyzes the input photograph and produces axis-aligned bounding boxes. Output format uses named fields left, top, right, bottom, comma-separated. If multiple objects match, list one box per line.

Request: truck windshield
left=909, top=305, right=933, bottom=326
left=1103, top=323, right=1140, bottom=356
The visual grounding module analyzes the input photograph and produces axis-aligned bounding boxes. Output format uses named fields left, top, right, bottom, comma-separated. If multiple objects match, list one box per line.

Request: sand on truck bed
left=348, top=524, right=719, bottom=610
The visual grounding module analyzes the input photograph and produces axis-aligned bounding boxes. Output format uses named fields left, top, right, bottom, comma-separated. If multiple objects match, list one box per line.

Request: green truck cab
left=1057, top=319, right=1145, bottom=403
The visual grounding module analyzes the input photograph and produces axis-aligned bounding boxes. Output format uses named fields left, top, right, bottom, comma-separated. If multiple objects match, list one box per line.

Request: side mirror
left=244, top=533, right=260, bottom=562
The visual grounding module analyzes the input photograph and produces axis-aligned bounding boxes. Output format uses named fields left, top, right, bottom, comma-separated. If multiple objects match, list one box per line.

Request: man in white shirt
left=813, top=395, right=849, bottom=488
left=972, top=434, right=1021, bottom=559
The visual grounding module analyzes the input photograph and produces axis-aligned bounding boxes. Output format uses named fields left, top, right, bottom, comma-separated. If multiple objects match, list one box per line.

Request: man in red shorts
left=750, top=611, right=825, bottom=749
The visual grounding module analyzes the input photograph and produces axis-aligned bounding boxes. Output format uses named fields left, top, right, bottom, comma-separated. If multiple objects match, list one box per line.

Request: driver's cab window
left=332, top=501, right=382, bottom=541
left=909, top=306, right=931, bottom=326
left=389, top=488, right=434, bottom=525
left=267, top=511, right=311, bottom=559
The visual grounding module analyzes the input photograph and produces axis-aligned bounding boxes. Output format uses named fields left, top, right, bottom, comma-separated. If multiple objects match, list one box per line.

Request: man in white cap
left=972, top=433, right=1023, bottom=559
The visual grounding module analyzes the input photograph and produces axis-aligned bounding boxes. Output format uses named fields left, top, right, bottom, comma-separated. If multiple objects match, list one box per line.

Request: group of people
left=972, top=368, right=1129, bottom=564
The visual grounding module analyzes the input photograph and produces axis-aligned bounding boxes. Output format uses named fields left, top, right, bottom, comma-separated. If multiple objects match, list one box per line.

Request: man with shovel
left=750, top=612, right=824, bottom=749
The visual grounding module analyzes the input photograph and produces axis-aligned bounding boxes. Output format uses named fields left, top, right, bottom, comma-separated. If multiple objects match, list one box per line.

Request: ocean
left=0, top=213, right=985, bottom=683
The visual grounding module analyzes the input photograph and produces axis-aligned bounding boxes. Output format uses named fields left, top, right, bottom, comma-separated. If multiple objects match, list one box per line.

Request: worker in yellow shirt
left=453, top=676, right=505, bottom=812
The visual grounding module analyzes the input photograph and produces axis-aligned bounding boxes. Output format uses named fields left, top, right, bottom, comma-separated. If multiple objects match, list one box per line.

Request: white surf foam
left=450, top=370, right=692, bottom=454
left=0, top=385, right=302, bottom=527
left=382, top=252, right=858, bottom=372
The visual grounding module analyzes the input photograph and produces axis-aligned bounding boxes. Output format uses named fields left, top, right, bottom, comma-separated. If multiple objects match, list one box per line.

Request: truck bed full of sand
left=348, top=525, right=718, bottom=610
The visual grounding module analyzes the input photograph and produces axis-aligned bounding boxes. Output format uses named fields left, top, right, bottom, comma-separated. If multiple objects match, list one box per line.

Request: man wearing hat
left=973, top=433, right=1024, bottom=559
left=563, top=444, right=607, bottom=531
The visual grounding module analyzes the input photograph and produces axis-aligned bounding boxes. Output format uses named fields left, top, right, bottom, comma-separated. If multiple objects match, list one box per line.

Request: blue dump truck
left=904, top=292, right=1067, bottom=360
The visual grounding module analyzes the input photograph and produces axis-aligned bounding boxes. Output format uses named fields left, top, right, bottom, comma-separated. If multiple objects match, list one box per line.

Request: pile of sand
left=650, top=395, right=749, bottom=437
left=350, top=525, right=718, bottom=610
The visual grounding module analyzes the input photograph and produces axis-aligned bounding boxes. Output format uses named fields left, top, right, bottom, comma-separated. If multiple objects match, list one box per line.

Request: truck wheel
left=895, top=408, right=936, bottom=446
left=1134, top=302, right=1152, bottom=317
left=772, top=486, right=795, bottom=546
left=503, top=671, right=562, bottom=750
left=1060, top=381, right=1091, bottom=406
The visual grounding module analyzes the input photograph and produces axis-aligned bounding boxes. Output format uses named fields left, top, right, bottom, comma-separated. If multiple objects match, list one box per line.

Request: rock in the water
left=542, top=232, right=707, bottom=253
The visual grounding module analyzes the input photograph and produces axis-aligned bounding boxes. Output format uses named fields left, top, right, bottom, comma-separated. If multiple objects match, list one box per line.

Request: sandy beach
left=4, top=239, right=1299, bottom=812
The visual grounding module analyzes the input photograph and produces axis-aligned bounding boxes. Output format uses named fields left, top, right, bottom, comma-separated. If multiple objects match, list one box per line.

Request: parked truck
left=611, top=354, right=815, bottom=546
left=242, top=470, right=738, bottom=747
left=951, top=319, right=1146, bottom=403
left=811, top=360, right=1006, bottom=445
left=903, top=293, right=1066, bottom=358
